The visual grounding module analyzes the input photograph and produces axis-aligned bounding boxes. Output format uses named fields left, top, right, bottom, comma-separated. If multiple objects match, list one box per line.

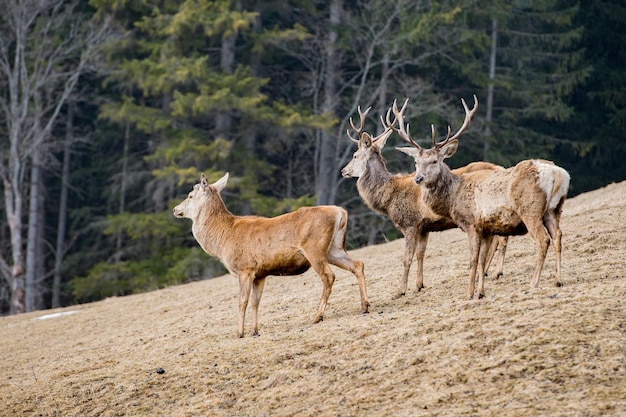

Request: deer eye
left=431, top=160, right=437, bottom=165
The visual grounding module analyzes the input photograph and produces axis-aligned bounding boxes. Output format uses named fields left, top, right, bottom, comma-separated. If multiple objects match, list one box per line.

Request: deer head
left=173, top=172, right=229, bottom=219
left=341, top=101, right=404, bottom=178
left=391, top=95, right=478, bottom=185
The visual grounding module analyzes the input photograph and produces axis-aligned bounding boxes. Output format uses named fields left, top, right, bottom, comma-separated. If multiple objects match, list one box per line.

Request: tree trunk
left=215, top=1, right=240, bottom=135
left=484, top=18, right=497, bottom=162
left=53, top=101, right=73, bottom=308
left=250, top=2, right=263, bottom=78
left=377, top=51, right=390, bottom=135
left=10, top=266, right=25, bottom=315
left=35, top=175, right=46, bottom=310
left=114, top=120, right=130, bottom=263
left=25, top=145, right=43, bottom=312
left=3, top=161, right=26, bottom=315
left=316, top=0, right=342, bottom=206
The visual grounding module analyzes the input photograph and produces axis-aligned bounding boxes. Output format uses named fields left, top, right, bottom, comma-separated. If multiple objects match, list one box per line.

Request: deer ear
left=362, top=133, right=373, bottom=148
left=200, top=173, right=210, bottom=189
left=395, top=146, right=421, bottom=158
left=439, top=140, right=459, bottom=159
left=213, top=172, right=229, bottom=192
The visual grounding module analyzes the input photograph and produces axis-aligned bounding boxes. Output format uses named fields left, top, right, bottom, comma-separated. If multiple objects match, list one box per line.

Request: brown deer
left=173, top=173, right=370, bottom=338
left=342, top=102, right=508, bottom=299
left=392, top=96, right=570, bottom=299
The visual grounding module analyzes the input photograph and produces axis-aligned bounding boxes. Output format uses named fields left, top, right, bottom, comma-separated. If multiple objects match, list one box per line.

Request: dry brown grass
left=1, top=181, right=625, bottom=417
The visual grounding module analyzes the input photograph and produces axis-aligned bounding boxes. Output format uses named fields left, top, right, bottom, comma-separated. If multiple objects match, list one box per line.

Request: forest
left=1, top=0, right=624, bottom=315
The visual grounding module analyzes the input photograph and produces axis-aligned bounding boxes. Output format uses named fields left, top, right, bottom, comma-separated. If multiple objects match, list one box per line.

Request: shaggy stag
left=173, top=173, right=370, bottom=338
left=342, top=102, right=507, bottom=299
left=394, top=96, right=570, bottom=299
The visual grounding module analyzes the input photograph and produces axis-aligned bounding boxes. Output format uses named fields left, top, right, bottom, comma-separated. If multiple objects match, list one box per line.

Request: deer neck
left=191, top=200, right=235, bottom=258
left=356, top=153, right=395, bottom=215
left=421, top=166, right=459, bottom=219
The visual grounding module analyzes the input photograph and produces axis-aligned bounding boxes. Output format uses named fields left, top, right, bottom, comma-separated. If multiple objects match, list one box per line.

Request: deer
left=173, top=172, right=370, bottom=338
left=391, top=95, right=570, bottom=299
left=342, top=102, right=508, bottom=299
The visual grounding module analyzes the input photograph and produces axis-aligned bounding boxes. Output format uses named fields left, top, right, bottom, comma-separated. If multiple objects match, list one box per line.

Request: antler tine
left=432, top=95, right=478, bottom=149
left=384, top=98, right=421, bottom=149
left=384, top=98, right=409, bottom=126
left=432, top=125, right=452, bottom=147
left=431, top=124, right=453, bottom=147
left=349, top=105, right=371, bottom=132
left=431, top=124, right=436, bottom=146
left=347, top=105, right=372, bottom=143
left=446, top=94, right=478, bottom=143
left=346, top=128, right=359, bottom=143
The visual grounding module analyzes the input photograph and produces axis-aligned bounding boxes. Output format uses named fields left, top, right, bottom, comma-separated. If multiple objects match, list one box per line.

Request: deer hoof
left=555, top=281, right=563, bottom=287
left=251, top=331, right=261, bottom=337
left=391, top=292, right=405, bottom=300
left=313, top=316, right=323, bottom=324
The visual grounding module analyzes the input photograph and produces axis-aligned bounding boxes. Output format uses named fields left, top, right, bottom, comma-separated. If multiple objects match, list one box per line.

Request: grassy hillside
left=1, top=181, right=625, bottom=417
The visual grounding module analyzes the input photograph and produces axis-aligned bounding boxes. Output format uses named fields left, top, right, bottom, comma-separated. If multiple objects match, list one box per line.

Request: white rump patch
left=533, top=160, right=570, bottom=210
left=328, top=210, right=347, bottom=259
left=33, top=310, right=78, bottom=320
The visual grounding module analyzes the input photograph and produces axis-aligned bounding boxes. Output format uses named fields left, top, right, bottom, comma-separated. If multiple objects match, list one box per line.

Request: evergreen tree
left=73, top=0, right=330, bottom=301
left=559, top=0, right=626, bottom=193
left=457, top=0, right=592, bottom=168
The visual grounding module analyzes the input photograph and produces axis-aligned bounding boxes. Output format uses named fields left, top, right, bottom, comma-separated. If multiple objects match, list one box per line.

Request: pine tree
left=475, top=0, right=591, bottom=166
left=74, top=0, right=330, bottom=300
left=559, top=0, right=626, bottom=193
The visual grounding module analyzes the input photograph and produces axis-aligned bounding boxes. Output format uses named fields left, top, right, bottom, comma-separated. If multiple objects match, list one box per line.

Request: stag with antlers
left=342, top=102, right=508, bottom=299
left=391, top=96, right=570, bottom=299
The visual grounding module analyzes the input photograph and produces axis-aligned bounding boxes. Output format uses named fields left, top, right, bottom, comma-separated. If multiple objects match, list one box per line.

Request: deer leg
left=493, top=236, right=508, bottom=280
left=249, top=277, right=266, bottom=337
left=476, top=235, right=492, bottom=299
left=327, top=218, right=369, bottom=314
left=414, top=230, right=429, bottom=293
left=482, top=235, right=497, bottom=276
left=466, top=229, right=482, bottom=300
left=523, top=217, right=551, bottom=288
left=394, top=228, right=417, bottom=299
left=328, top=251, right=370, bottom=314
left=309, top=260, right=336, bottom=323
left=543, top=212, right=563, bottom=287
left=237, top=273, right=254, bottom=338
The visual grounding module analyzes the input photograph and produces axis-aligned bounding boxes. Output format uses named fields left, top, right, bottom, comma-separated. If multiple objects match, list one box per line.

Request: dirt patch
left=1, top=182, right=625, bottom=416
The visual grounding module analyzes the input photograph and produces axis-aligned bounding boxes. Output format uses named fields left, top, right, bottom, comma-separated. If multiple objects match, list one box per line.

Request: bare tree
left=315, top=0, right=343, bottom=205
left=275, top=0, right=480, bottom=206
left=0, top=0, right=114, bottom=313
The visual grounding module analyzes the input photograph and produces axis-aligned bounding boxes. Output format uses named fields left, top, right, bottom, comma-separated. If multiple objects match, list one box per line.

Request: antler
left=382, top=98, right=420, bottom=148
left=347, top=104, right=396, bottom=144
left=432, top=95, right=478, bottom=149
left=346, top=105, right=372, bottom=143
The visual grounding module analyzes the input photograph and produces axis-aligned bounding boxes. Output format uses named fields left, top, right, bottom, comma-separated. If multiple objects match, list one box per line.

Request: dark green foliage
left=71, top=247, right=225, bottom=302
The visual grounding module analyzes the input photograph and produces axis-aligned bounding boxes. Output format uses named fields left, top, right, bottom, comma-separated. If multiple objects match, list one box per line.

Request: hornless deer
left=342, top=102, right=508, bottom=299
left=173, top=173, right=370, bottom=338
left=393, top=96, right=570, bottom=299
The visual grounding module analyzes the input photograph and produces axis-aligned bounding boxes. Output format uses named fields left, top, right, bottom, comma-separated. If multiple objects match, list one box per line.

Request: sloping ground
left=1, top=181, right=625, bottom=417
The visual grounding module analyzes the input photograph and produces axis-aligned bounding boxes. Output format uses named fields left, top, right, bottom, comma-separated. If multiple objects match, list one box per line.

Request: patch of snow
left=33, top=310, right=78, bottom=320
